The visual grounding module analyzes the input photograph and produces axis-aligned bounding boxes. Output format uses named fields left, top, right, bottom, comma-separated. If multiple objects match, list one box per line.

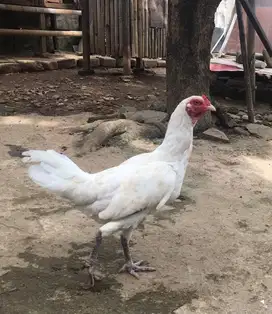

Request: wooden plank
left=105, top=0, right=111, bottom=55
left=39, top=13, right=47, bottom=55
left=133, top=0, right=138, bottom=57
left=82, top=0, right=91, bottom=71
left=118, top=0, right=123, bottom=56
left=130, top=0, right=135, bottom=58
left=137, top=0, right=143, bottom=57
left=122, top=0, right=131, bottom=74
left=110, top=0, right=115, bottom=55
left=89, top=0, right=95, bottom=54
left=93, top=0, right=98, bottom=54
left=113, top=0, right=118, bottom=56
left=144, top=0, right=149, bottom=57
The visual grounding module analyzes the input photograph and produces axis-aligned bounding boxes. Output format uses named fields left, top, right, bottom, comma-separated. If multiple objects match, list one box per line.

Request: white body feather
left=22, top=96, right=198, bottom=236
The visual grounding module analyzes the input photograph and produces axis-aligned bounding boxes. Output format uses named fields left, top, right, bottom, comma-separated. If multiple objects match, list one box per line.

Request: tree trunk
left=166, top=0, right=221, bottom=132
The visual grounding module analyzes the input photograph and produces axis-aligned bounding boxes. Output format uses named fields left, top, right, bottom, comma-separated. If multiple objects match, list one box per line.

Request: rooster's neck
left=156, top=112, right=193, bottom=160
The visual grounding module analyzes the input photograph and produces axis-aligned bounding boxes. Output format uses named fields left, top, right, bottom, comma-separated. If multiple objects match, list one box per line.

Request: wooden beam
left=79, top=0, right=94, bottom=75
left=239, top=0, right=272, bottom=57
left=247, top=0, right=256, bottom=105
left=122, top=0, right=131, bottom=74
left=0, top=29, right=82, bottom=37
left=0, top=3, right=81, bottom=15
left=236, top=0, right=254, bottom=122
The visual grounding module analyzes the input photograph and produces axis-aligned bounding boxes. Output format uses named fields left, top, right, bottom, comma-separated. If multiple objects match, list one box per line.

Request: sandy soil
left=1, top=69, right=272, bottom=314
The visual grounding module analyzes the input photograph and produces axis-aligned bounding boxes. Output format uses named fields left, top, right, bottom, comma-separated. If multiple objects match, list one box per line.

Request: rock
left=174, top=299, right=209, bottom=314
left=246, top=123, right=272, bottom=140
left=40, top=60, right=58, bottom=71
left=228, top=107, right=239, bottom=114
left=123, top=110, right=168, bottom=124
left=119, top=106, right=137, bottom=115
left=238, top=111, right=246, bottom=117
left=227, top=113, right=240, bottom=120
left=99, top=56, right=116, bottom=68
left=17, top=60, right=44, bottom=72
left=263, top=49, right=272, bottom=68
left=77, top=56, right=100, bottom=68
left=255, top=113, right=263, bottom=121
left=148, top=102, right=166, bottom=112
left=157, top=59, right=166, bottom=67
left=265, top=114, right=272, bottom=122
left=0, top=62, right=21, bottom=74
left=234, top=127, right=250, bottom=136
left=203, top=128, right=230, bottom=143
left=242, top=114, right=248, bottom=121
left=115, top=57, right=136, bottom=68
left=255, top=60, right=267, bottom=69
left=142, top=58, right=157, bottom=68
left=57, top=58, right=77, bottom=69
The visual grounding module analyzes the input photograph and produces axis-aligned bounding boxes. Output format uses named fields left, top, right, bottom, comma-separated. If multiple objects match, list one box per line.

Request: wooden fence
left=88, top=0, right=167, bottom=59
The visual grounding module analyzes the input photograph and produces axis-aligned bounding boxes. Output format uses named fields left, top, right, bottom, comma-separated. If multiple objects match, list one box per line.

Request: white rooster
left=22, top=95, right=215, bottom=287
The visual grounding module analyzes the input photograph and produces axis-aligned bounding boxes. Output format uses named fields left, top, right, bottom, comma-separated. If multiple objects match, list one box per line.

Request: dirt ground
left=1, top=69, right=272, bottom=314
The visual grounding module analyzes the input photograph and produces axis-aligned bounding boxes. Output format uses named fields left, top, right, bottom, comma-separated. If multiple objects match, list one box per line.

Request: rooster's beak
left=207, top=104, right=216, bottom=112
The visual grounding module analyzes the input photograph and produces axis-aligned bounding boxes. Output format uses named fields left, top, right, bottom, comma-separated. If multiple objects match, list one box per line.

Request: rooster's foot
left=81, top=258, right=104, bottom=288
left=119, top=260, right=156, bottom=279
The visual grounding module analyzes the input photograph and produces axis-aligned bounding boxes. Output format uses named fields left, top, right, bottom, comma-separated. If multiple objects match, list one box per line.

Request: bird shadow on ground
left=0, top=240, right=198, bottom=314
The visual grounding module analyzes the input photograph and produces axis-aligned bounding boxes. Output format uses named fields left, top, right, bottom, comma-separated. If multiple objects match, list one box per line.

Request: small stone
left=142, top=58, right=157, bottom=68
left=0, top=62, right=21, bottom=74
left=146, top=94, right=157, bottom=101
left=52, top=94, right=61, bottom=100
left=40, top=60, right=58, bottom=71
left=99, top=56, right=116, bottom=67
left=238, top=111, right=246, bottom=117
left=255, top=113, right=263, bottom=120
left=57, top=58, right=77, bottom=69
left=255, top=60, right=267, bottom=69
left=246, top=123, right=272, bottom=140
left=203, top=128, right=230, bottom=143
left=265, top=114, right=272, bottom=122
left=227, top=113, right=240, bottom=120
left=228, top=107, right=239, bottom=114
left=18, top=60, right=44, bottom=72
left=242, top=114, right=248, bottom=121
left=157, top=59, right=166, bottom=67
left=119, top=106, right=137, bottom=115
left=234, top=127, right=250, bottom=136
left=123, top=110, right=168, bottom=124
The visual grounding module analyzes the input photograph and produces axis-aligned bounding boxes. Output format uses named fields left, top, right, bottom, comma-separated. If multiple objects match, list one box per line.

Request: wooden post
left=239, top=0, right=272, bottom=57
left=247, top=0, right=256, bottom=105
left=39, top=13, right=47, bottom=55
left=122, top=0, right=131, bottom=74
left=79, top=0, right=94, bottom=75
left=236, top=0, right=254, bottom=122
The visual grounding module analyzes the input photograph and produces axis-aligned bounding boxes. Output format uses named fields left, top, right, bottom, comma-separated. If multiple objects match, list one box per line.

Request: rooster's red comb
left=202, top=94, right=210, bottom=105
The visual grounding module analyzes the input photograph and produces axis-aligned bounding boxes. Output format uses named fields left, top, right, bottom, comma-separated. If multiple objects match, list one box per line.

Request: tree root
left=73, top=118, right=164, bottom=154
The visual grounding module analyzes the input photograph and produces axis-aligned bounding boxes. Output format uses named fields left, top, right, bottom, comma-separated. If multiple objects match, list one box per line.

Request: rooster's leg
left=82, top=230, right=104, bottom=287
left=119, top=229, right=156, bottom=278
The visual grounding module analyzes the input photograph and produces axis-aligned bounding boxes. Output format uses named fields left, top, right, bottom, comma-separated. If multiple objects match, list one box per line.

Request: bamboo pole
left=236, top=0, right=254, bottom=122
left=114, top=0, right=118, bottom=56
left=100, top=0, right=105, bottom=55
left=247, top=0, right=256, bottom=106
left=118, top=0, right=123, bottom=56
left=0, top=3, right=81, bottom=15
left=0, top=28, right=82, bottom=36
left=137, top=0, right=143, bottom=58
left=122, top=0, right=131, bottom=74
